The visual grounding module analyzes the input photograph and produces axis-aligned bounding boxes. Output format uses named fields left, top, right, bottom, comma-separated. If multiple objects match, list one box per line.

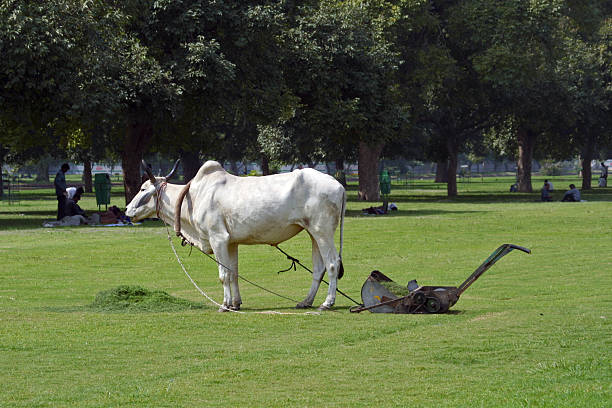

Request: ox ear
left=164, top=159, right=181, bottom=181
left=141, top=160, right=156, bottom=183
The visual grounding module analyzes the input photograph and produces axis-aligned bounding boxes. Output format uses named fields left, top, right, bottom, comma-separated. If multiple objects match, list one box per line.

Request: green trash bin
left=94, top=173, right=111, bottom=210
left=379, top=170, right=391, bottom=195
left=379, top=170, right=391, bottom=213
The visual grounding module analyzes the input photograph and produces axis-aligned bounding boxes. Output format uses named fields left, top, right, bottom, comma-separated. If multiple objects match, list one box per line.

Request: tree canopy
left=1, top=0, right=610, bottom=201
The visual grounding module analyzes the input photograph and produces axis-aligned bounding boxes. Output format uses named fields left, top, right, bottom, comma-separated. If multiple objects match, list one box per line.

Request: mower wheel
left=413, top=292, right=426, bottom=305
left=425, top=297, right=441, bottom=313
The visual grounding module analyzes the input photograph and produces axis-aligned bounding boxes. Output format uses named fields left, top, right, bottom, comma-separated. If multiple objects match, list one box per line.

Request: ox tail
left=338, top=188, right=346, bottom=279
left=174, top=180, right=192, bottom=237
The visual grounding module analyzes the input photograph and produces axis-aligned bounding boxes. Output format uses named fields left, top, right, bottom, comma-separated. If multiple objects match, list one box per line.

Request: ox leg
left=213, top=242, right=238, bottom=312
left=228, top=244, right=242, bottom=310
left=314, top=237, right=341, bottom=310
left=296, top=237, right=325, bottom=309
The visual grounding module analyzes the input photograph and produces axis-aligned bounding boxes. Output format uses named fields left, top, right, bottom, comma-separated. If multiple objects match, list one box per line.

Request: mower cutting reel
left=350, top=244, right=530, bottom=314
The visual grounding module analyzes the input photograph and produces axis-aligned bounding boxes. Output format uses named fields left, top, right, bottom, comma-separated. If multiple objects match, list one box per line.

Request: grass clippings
left=379, top=280, right=412, bottom=297
left=89, top=285, right=205, bottom=312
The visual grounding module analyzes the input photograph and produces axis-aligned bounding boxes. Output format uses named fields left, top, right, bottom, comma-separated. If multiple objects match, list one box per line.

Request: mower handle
left=507, top=244, right=531, bottom=254
left=457, top=243, right=530, bottom=296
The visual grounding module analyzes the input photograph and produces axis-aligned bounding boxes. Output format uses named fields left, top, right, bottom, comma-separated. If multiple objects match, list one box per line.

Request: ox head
left=125, top=159, right=180, bottom=221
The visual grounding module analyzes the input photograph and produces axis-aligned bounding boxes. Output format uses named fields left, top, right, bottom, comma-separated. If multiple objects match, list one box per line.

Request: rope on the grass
left=165, top=226, right=321, bottom=315
left=157, top=199, right=320, bottom=315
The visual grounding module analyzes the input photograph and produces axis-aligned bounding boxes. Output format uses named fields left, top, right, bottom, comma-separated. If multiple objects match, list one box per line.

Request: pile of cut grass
left=89, top=285, right=206, bottom=312
left=379, top=280, right=412, bottom=297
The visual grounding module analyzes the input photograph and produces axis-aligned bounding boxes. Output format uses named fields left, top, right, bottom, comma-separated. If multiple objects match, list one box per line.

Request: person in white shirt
left=544, top=179, right=553, bottom=191
left=66, top=186, right=84, bottom=199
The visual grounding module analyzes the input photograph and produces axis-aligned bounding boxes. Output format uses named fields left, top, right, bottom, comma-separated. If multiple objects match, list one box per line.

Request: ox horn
left=164, top=159, right=181, bottom=180
left=141, top=160, right=156, bottom=183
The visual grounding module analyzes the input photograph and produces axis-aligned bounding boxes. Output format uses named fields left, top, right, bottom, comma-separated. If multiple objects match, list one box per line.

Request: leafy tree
left=458, top=0, right=569, bottom=192
left=0, top=0, right=88, bottom=185
left=482, top=1, right=612, bottom=190
left=262, top=0, right=403, bottom=200
left=386, top=0, right=492, bottom=196
left=125, top=1, right=288, bottom=186
left=556, top=3, right=612, bottom=188
left=0, top=0, right=172, bottom=202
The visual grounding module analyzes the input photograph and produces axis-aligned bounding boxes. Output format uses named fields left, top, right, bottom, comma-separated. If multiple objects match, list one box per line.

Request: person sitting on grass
left=561, top=184, right=581, bottom=202
left=65, top=192, right=86, bottom=217
left=541, top=182, right=552, bottom=202
left=544, top=179, right=554, bottom=191
left=66, top=186, right=84, bottom=200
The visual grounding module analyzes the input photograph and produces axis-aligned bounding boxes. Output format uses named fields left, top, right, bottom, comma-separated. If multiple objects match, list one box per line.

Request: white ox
left=125, top=160, right=346, bottom=311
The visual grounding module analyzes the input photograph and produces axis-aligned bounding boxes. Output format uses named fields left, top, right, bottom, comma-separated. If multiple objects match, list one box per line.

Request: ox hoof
left=229, top=305, right=241, bottom=311
left=218, top=306, right=231, bottom=312
left=317, top=304, right=332, bottom=311
left=295, top=302, right=313, bottom=309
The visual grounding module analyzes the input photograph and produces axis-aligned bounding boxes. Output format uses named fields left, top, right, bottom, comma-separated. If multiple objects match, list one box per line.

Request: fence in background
left=0, top=174, right=20, bottom=204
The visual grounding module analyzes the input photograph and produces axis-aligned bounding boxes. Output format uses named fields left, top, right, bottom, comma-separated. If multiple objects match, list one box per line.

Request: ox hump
left=194, top=160, right=226, bottom=181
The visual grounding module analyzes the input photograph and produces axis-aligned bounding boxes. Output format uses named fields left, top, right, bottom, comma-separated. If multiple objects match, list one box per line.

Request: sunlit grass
left=0, top=177, right=610, bottom=407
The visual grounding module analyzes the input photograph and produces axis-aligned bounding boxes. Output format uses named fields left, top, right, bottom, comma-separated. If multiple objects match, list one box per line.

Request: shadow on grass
left=0, top=207, right=486, bottom=230
left=346, top=208, right=486, bottom=218
left=0, top=208, right=167, bottom=230
left=3, top=189, right=126, bottom=201
left=348, top=188, right=612, bottom=204
left=0, top=217, right=50, bottom=230
left=3, top=186, right=609, bottom=230
left=2, top=203, right=487, bottom=230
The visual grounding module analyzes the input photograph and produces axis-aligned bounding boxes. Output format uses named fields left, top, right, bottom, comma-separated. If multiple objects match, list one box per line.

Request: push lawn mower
left=350, top=244, right=531, bottom=314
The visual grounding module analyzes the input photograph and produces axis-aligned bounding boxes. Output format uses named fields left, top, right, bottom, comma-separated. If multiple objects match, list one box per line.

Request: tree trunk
left=435, top=160, right=448, bottom=183
left=0, top=147, right=4, bottom=198
left=446, top=139, right=458, bottom=197
left=35, top=159, right=50, bottom=183
left=180, top=150, right=201, bottom=183
left=580, top=137, right=595, bottom=190
left=335, top=158, right=347, bottom=188
left=82, top=158, right=93, bottom=193
left=0, top=145, right=5, bottom=198
left=358, top=141, right=384, bottom=201
left=121, top=114, right=153, bottom=205
left=261, top=154, right=270, bottom=175
left=517, top=128, right=535, bottom=193
left=580, top=157, right=592, bottom=190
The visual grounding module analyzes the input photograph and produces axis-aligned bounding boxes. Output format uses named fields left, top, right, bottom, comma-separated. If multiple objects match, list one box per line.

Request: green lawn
left=1, top=177, right=610, bottom=407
